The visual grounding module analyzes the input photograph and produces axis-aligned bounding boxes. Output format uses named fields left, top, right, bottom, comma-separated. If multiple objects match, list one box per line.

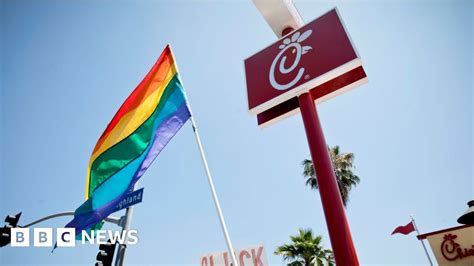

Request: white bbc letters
left=11, top=228, right=30, bottom=247
left=57, top=228, right=75, bottom=247
left=33, top=228, right=53, bottom=247
left=9, top=228, right=137, bottom=247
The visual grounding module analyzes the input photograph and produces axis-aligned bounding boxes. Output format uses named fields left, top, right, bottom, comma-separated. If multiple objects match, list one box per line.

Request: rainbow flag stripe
left=66, top=45, right=191, bottom=232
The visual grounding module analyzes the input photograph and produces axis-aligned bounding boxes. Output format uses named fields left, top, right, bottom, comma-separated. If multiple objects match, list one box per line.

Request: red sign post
left=244, top=8, right=367, bottom=266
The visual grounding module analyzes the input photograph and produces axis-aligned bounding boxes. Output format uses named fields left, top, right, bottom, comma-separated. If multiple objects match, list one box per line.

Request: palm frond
left=302, top=145, right=360, bottom=207
left=275, top=229, right=333, bottom=266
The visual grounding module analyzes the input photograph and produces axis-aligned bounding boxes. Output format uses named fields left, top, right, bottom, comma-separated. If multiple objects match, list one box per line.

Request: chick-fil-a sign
left=245, top=8, right=366, bottom=125
left=200, top=245, right=268, bottom=266
left=418, top=224, right=474, bottom=265
left=441, top=233, right=474, bottom=261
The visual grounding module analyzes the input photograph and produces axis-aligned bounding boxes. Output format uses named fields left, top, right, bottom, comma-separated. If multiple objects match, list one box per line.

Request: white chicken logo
left=269, top=29, right=313, bottom=91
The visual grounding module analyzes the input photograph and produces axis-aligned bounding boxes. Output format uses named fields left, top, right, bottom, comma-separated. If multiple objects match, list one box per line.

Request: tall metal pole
left=298, top=92, right=359, bottom=266
left=189, top=116, right=239, bottom=266
left=411, top=215, right=434, bottom=266
left=115, top=185, right=136, bottom=266
left=168, top=45, right=239, bottom=266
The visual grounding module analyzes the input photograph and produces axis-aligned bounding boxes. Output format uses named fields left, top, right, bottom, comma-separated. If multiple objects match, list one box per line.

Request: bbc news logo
left=10, top=228, right=138, bottom=247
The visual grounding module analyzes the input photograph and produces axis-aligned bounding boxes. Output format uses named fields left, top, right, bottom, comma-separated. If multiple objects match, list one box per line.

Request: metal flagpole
left=188, top=115, right=239, bottom=266
left=411, top=215, right=433, bottom=266
left=115, top=184, right=137, bottom=266
left=113, top=117, right=240, bottom=266
left=167, top=45, right=239, bottom=266
left=112, top=118, right=239, bottom=266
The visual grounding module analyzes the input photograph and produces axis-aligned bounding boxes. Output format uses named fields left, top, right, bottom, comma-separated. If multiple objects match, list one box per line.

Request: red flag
left=391, top=221, right=415, bottom=235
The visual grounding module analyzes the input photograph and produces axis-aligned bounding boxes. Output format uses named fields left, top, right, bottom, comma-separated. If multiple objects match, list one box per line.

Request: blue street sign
left=114, top=188, right=144, bottom=212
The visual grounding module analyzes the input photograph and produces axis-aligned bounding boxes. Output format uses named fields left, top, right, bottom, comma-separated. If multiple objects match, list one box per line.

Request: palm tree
left=302, top=145, right=360, bottom=206
left=274, top=228, right=334, bottom=266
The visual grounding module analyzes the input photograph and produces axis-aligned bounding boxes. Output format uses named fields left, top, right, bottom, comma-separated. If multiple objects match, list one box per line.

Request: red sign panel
left=244, top=8, right=367, bottom=126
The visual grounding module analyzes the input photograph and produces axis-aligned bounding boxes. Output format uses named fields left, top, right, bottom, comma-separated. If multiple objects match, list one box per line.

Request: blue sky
left=1, top=0, right=472, bottom=265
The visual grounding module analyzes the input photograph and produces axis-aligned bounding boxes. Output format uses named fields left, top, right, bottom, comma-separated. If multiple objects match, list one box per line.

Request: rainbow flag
left=66, top=45, right=191, bottom=233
